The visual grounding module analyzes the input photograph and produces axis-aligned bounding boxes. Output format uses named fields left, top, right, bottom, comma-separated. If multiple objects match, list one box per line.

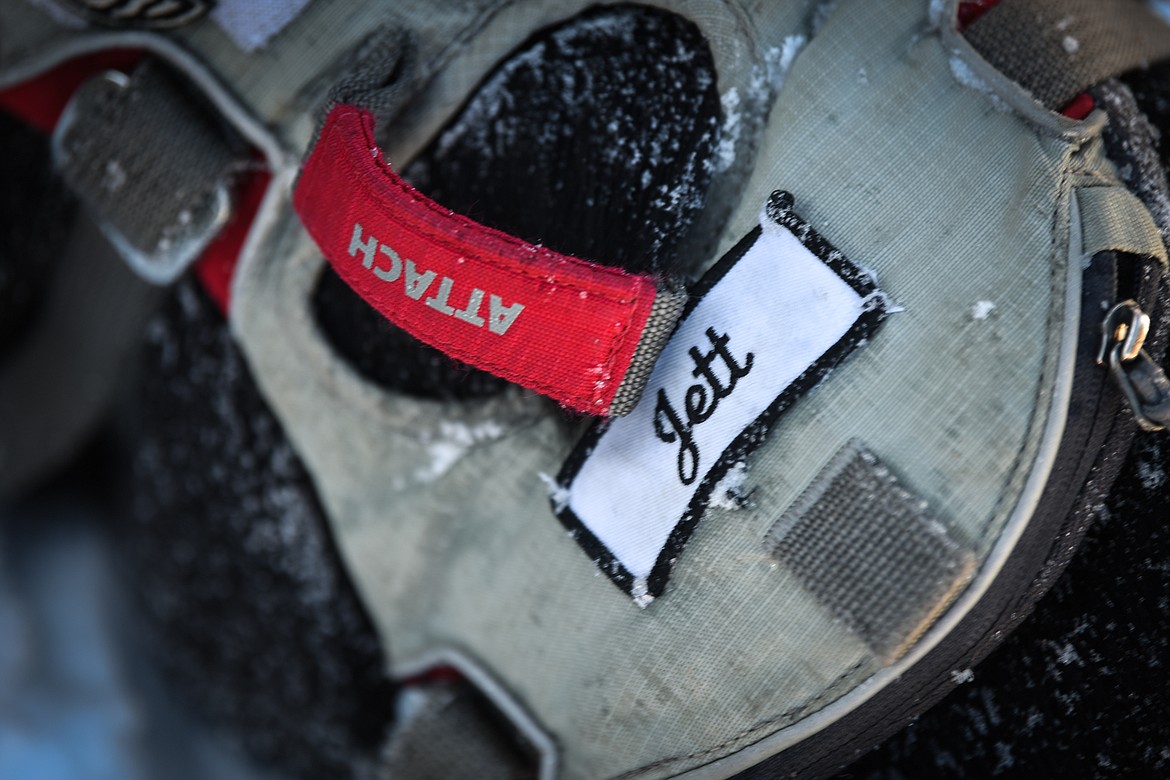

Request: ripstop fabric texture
left=232, top=1, right=1106, bottom=776
left=4, top=0, right=1170, bottom=778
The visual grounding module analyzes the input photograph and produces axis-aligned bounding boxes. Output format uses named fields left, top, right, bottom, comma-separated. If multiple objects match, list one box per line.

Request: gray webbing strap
left=52, top=60, right=246, bottom=284
left=324, top=26, right=418, bottom=138
left=1078, top=185, right=1169, bottom=268
left=964, top=0, right=1170, bottom=110
left=382, top=678, right=538, bottom=779
left=765, top=441, right=976, bottom=665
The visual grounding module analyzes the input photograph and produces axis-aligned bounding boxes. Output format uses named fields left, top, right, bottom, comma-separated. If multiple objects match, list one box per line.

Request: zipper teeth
left=608, top=285, right=688, bottom=415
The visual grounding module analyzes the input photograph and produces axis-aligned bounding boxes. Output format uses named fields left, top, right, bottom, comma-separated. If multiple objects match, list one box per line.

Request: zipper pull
left=1097, top=301, right=1170, bottom=432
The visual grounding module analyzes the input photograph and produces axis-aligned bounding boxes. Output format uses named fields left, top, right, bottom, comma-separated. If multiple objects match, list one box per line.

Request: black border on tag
left=553, top=191, right=888, bottom=603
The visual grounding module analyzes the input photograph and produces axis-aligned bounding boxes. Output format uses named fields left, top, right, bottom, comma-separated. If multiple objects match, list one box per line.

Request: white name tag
left=554, top=192, right=887, bottom=606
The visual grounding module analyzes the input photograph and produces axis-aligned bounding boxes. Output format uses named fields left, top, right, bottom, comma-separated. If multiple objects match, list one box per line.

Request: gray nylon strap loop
left=765, top=440, right=976, bottom=666
left=608, top=281, right=688, bottom=416
left=53, top=60, right=246, bottom=284
left=1077, top=185, right=1169, bottom=268
left=325, top=26, right=418, bottom=133
left=964, top=0, right=1170, bottom=110
left=381, top=678, right=538, bottom=779
left=0, top=214, right=160, bottom=496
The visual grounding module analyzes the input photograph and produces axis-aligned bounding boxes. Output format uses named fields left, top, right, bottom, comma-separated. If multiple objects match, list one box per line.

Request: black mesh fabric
left=311, top=3, right=720, bottom=400
left=1123, top=60, right=1170, bottom=182
left=119, top=279, right=395, bottom=780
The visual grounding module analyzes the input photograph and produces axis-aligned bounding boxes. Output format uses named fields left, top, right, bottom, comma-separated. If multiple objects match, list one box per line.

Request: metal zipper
left=1097, top=300, right=1170, bottom=432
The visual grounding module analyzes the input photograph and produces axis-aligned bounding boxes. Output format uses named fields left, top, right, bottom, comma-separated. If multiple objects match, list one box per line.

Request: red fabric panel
left=0, top=50, right=143, bottom=132
left=957, top=0, right=1001, bottom=30
left=294, top=105, right=660, bottom=415
left=1060, top=92, right=1096, bottom=120
left=194, top=166, right=270, bottom=315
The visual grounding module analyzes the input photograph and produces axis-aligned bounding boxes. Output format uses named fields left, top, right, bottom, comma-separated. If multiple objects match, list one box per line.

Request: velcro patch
left=554, top=192, right=887, bottom=606
left=765, top=440, right=976, bottom=664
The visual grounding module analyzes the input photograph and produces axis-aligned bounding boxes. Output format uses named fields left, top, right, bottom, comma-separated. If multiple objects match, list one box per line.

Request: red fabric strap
left=294, top=104, right=672, bottom=415
left=194, top=166, right=269, bottom=315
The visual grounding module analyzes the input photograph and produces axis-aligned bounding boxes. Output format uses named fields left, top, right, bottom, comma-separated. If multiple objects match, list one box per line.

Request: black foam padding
left=0, top=109, right=76, bottom=359
left=312, top=3, right=721, bottom=399
left=120, top=280, right=395, bottom=780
